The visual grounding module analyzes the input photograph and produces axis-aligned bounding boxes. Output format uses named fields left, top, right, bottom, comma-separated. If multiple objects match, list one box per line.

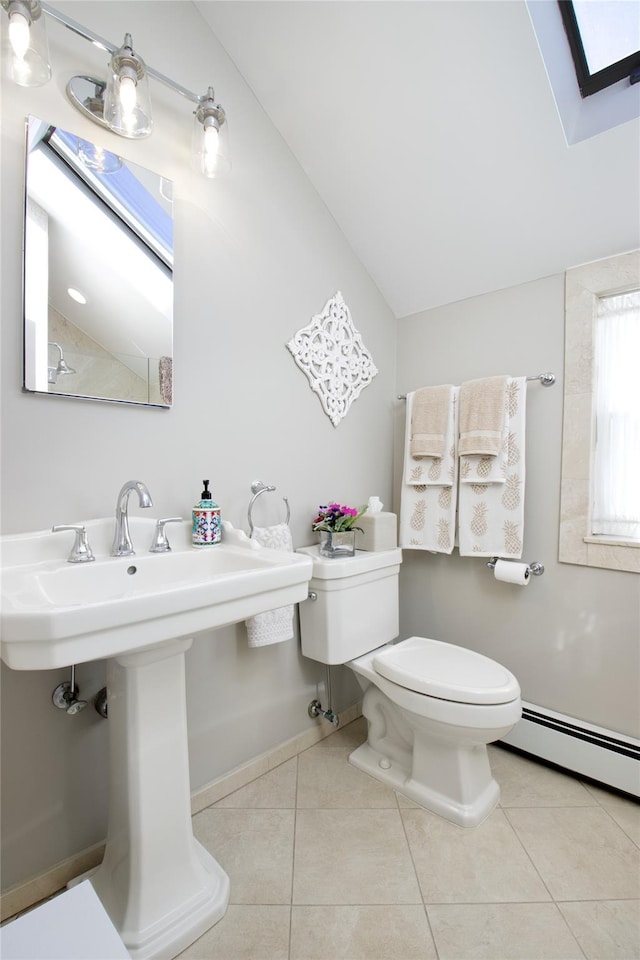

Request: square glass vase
left=318, top=529, right=356, bottom=558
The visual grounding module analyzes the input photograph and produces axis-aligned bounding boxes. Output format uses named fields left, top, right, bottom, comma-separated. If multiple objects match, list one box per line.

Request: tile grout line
left=588, top=797, right=640, bottom=851
left=396, top=794, right=442, bottom=960
left=288, top=753, right=300, bottom=960
left=552, top=903, right=592, bottom=960
left=500, top=805, right=562, bottom=904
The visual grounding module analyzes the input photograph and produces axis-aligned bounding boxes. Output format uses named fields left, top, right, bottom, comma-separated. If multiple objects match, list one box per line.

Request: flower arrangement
left=312, top=502, right=367, bottom=533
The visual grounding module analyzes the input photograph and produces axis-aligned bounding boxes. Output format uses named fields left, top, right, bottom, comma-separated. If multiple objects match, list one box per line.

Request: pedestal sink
left=0, top=518, right=313, bottom=959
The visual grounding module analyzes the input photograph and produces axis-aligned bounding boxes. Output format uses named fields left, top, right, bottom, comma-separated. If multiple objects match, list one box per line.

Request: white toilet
left=298, top=546, right=521, bottom=827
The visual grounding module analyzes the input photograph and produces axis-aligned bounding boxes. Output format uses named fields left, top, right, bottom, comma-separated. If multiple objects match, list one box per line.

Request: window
left=559, top=250, right=640, bottom=573
left=592, top=291, right=640, bottom=540
left=558, top=0, right=640, bottom=97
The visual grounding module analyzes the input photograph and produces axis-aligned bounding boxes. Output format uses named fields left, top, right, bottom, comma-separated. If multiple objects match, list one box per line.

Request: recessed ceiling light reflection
left=67, top=287, right=87, bottom=304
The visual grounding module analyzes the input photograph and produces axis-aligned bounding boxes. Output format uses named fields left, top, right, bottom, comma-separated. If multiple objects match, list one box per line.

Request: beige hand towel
left=459, top=376, right=509, bottom=456
left=410, top=384, right=454, bottom=459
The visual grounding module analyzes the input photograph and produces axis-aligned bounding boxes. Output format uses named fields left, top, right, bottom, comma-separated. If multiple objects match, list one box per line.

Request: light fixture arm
left=39, top=1, right=114, bottom=55
left=40, top=1, right=211, bottom=107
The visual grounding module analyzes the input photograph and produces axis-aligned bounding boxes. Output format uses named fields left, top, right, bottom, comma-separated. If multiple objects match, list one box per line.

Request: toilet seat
left=372, top=636, right=520, bottom=705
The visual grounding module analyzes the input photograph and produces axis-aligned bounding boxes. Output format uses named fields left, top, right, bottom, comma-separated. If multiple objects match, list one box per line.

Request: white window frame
left=559, top=250, right=640, bottom=573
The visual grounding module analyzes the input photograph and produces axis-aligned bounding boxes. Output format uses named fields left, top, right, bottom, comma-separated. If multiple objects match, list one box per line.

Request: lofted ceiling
left=196, top=1, right=640, bottom=318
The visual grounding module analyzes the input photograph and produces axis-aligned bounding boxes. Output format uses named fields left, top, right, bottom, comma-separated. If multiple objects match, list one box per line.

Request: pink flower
left=311, top=501, right=367, bottom=532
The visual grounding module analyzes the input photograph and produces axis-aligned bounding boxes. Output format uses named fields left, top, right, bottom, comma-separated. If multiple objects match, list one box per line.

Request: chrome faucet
left=112, top=480, right=153, bottom=556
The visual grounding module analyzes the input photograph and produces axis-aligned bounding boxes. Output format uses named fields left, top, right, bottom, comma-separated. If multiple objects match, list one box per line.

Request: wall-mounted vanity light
left=103, top=32, right=152, bottom=139
left=1, top=0, right=51, bottom=86
left=1, top=0, right=230, bottom=176
left=194, top=86, right=230, bottom=178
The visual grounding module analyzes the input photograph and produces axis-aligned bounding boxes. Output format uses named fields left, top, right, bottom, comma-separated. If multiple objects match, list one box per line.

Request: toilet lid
left=373, top=636, right=520, bottom=705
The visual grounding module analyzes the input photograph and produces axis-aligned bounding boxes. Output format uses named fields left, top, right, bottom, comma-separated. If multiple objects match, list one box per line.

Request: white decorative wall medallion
left=286, top=291, right=378, bottom=427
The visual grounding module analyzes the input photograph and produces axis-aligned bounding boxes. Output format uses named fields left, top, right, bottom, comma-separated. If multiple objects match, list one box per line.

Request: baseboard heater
left=500, top=701, right=640, bottom=797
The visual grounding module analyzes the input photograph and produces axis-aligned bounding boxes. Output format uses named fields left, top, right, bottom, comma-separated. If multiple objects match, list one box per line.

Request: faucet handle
left=52, top=525, right=95, bottom=563
left=149, top=517, right=183, bottom=553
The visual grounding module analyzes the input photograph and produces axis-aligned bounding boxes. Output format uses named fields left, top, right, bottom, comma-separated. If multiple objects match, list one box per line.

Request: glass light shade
left=3, top=0, right=51, bottom=87
left=192, top=105, right=231, bottom=179
left=103, top=37, right=152, bottom=139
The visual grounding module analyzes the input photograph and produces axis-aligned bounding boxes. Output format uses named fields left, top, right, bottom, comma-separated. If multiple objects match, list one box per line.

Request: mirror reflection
left=23, top=115, right=174, bottom=406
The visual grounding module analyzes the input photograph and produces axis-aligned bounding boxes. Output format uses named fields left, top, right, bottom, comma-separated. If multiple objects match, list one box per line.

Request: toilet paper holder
left=487, top=557, right=545, bottom=577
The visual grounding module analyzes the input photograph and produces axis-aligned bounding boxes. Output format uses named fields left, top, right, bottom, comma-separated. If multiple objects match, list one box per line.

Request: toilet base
left=349, top=740, right=500, bottom=827
left=347, top=648, right=520, bottom=828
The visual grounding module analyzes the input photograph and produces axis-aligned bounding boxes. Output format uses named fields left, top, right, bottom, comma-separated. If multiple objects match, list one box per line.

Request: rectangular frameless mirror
left=23, top=116, right=174, bottom=407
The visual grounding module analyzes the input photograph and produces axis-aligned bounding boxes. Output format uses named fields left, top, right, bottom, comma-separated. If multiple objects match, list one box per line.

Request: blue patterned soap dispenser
left=192, top=480, right=222, bottom=546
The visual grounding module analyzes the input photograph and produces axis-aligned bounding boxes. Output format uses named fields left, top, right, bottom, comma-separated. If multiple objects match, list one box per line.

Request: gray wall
left=394, top=275, right=640, bottom=739
left=0, top=1, right=394, bottom=891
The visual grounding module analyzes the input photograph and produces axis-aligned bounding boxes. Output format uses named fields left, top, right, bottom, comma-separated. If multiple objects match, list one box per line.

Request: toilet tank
left=297, top=546, right=402, bottom=664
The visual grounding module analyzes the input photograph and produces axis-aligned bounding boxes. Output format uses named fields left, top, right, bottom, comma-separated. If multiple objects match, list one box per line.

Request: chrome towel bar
left=398, top=372, right=555, bottom=400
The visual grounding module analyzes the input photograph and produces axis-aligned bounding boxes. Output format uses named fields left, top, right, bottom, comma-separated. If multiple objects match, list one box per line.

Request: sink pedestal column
left=90, top=637, right=229, bottom=960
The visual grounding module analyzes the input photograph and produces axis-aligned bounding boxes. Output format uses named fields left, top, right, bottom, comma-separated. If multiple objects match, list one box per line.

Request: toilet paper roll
left=493, top=559, right=530, bottom=585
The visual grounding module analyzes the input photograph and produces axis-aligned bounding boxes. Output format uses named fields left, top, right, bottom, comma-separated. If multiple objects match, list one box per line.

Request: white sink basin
left=1, top=517, right=313, bottom=670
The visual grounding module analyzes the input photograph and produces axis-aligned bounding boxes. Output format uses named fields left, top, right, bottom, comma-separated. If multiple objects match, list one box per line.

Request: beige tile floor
left=180, top=718, right=640, bottom=960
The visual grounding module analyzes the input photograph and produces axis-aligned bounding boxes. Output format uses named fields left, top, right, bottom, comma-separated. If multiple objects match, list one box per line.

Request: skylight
left=559, top=0, right=640, bottom=96
left=574, top=1, right=638, bottom=73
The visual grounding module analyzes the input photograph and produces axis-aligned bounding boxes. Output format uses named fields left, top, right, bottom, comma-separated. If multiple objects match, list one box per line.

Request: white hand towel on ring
left=245, top=522, right=295, bottom=647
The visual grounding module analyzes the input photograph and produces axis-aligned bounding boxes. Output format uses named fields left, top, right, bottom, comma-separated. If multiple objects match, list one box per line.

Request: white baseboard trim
left=501, top=701, right=640, bottom=797
left=1, top=703, right=363, bottom=924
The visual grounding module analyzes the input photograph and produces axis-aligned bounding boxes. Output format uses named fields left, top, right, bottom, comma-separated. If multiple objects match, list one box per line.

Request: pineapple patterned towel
left=400, top=388, right=459, bottom=554
left=458, top=377, right=526, bottom=558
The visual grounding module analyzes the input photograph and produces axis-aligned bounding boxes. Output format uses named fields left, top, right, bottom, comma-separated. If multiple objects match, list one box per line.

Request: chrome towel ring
left=248, top=480, right=291, bottom=535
